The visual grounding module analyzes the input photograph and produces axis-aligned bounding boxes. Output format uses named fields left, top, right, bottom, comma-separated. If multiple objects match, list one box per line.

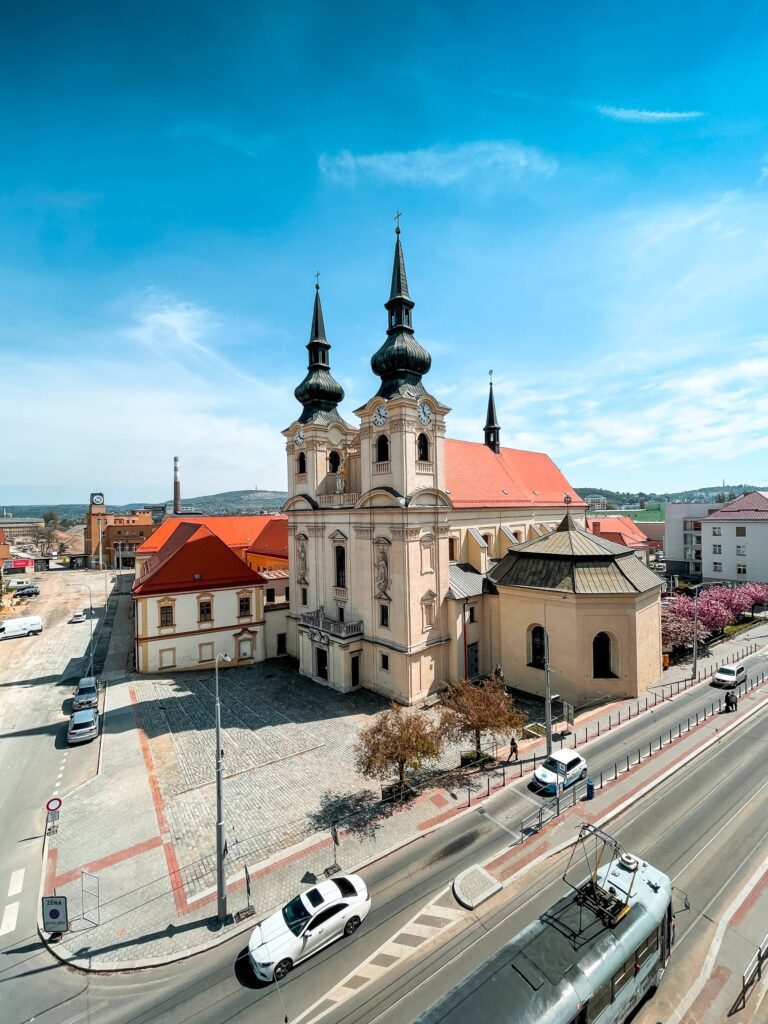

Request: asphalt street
left=1, top=627, right=765, bottom=1024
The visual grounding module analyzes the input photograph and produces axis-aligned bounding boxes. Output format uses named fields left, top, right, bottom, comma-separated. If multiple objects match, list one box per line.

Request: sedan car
left=532, top=750, right=587, bottom=794
left=73, top=677, right=99, bottom=710
left=15, top=586, right=40, bottom=597
left=248, top=874, right=371, bottom=981
left=70, top=610, right=87, bottom=623
left=67, top=709, right=99, bottom=745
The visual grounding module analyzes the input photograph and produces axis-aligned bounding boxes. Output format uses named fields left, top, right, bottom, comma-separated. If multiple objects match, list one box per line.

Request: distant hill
left=576, top=485, right=764, bottom=509
left=1, top=488, right=288, bottom=520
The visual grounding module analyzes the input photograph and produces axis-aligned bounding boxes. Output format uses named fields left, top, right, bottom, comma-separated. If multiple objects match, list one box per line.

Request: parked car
left=15, top=585, right=40, bottom=597
left=73, top=677, right=99, bottom=710
left=67, top=709, right=99, bottom=745
left=0, top=615, right=43, bottom=640
left=713, top=663, right=747, bottom=688
left=248, top=874, right=371, bottom=982
left=70, top=610, right=87, bottom=623
left=532, top=750, right=588, bottom=794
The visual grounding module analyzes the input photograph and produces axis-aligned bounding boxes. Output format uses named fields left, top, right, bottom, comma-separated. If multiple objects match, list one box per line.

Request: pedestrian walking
left=508, top=737, right=518, bottom=761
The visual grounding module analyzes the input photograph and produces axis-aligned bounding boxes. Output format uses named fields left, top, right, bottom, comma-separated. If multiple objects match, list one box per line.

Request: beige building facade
left=282, top=231, right=663, bottom=707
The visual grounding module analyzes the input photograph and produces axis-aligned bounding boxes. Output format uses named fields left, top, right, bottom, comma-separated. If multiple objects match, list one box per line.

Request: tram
left=417, top=825, right=674, bottom=1024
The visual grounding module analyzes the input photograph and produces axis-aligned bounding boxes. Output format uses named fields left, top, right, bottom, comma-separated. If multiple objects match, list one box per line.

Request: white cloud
left=318, top=141, right=557, bottom=188
left=597, top=106, right=705, bottom=123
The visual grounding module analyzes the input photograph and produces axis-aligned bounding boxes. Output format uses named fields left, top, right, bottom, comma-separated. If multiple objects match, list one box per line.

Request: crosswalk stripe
left=0, top=902, right=19, bottom=936
left=7, top=869, right=24, bottom=898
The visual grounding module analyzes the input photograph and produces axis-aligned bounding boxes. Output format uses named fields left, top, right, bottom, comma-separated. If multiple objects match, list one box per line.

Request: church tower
left=284, top=283, right=358, bottom=502
left=356, top=226, right=449, bottom=497
left=484, top=374, right=501, bottom=454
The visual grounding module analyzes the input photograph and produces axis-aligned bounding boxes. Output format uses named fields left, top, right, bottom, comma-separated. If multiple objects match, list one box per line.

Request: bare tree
left=353, top=703, right=443, bottom=787
left=440, top=676, right=527, bottom=756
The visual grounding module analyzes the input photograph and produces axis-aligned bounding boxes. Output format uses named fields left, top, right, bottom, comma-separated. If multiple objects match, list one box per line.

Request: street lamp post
left=69, top=583, right=94, bottom=676
left=543, top=628, right=556, bottom=756
left=215, top=652, right=231, bottom=924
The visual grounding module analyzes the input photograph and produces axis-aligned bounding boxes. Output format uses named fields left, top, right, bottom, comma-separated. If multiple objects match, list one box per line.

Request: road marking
left=7, top=869, right=24, bottom=898
left=0, top=901, right=19, bottom=936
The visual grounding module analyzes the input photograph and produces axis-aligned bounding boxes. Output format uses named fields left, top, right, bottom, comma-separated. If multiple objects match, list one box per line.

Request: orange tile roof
left=246, top=517, right=288, bottom=559
left=444, top=439, right=585, bottom=510
left=135, top=515, right=286, bottom=555
left=133, top=524, right=264, bottom=596
left=587, top=516, right=650, bottom=549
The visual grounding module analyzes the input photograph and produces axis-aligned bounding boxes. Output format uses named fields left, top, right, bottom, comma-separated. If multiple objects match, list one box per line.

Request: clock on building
left=90, top=492, right=105, bottom=506
left=373, top=404, right=388, bottom=426
left=417, top=402, right=432, bottom=425
left=295, top=428, right=305, bottom=446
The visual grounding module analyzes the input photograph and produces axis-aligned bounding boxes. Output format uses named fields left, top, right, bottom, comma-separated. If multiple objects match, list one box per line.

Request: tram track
left=315, top=699, right=768, bottom=1024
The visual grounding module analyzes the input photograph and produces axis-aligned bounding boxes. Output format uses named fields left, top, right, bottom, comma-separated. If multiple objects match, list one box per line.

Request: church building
left=282, top=229, right=662, bottom=706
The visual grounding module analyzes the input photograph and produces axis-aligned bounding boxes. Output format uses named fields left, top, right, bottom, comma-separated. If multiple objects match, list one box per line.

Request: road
left=0, top=569, right=112, bottom=1022
left=1, top=624, right=766, bottom=1024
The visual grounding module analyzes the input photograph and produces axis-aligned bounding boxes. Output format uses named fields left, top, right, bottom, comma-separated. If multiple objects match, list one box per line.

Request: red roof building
left=705, top=490, right=768, bottom=520
left=588, top=516, right=654, bottom=562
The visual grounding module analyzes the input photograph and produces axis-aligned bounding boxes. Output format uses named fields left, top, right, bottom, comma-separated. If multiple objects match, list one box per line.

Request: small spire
left=484, top=370, right=501, bottom=454
left=389, top=215, right=411, bottom=302
left=309, top=276, right=326, bottom=342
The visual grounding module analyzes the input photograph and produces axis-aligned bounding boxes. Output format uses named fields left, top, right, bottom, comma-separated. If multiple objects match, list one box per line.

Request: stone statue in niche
left=375, top=543, right=390, bottom=594
left=297, top=538, right=308, bottom=584
left=335, top=466, right=345, bottom=493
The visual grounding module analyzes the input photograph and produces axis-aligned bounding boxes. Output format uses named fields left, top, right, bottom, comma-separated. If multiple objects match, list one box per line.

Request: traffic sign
left=46, top=797, right=62, bottom=813
left=42, top=895, right=69, bottom=933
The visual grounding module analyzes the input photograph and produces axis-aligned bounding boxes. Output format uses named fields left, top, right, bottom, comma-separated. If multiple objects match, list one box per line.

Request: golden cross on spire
left=394, top=210, right=402, bottom=233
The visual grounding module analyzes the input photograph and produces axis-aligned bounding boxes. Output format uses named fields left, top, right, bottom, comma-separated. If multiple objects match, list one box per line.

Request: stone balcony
left=317, top=493, right=360, bottom=508
left=299, top=608, right=364, bottom=639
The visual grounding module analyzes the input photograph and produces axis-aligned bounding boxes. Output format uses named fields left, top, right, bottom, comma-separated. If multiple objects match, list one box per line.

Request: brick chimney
left=592, top=520, right=601, bottom=535
left=173, top=456, right=181, bottom=515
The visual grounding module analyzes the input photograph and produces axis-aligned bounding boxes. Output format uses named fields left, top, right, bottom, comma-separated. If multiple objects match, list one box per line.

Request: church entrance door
left=467, top=642, right=479, bottom=679
left=316, top=648, right=328, bottom=680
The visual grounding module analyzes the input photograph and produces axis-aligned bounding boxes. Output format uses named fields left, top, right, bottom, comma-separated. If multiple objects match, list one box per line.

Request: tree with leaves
left=440, top=676, right=527, bottom=756
left=42, top=510, right=60, bottom=531
left=661, top=607, right=709, bottom=650
left=353, top=703, right=443, bottom=787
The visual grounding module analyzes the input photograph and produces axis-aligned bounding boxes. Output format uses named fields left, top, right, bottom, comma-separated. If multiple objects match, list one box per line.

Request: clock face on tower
left=90, top=492, right=104, bottom=506
left=373, top=404, right=388, bottom=427
left=417, top=402, right=432, bottom=425
left=295, top=428, right=305, bottom=447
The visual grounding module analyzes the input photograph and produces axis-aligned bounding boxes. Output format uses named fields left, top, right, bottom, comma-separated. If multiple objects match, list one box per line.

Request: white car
left=533, top=749, right=587, bottom=794
left=248, top=874, right=371, bottom=981
left=713, top=663, right=746, bottom=688
left=71, top=610, right=87, bottom=623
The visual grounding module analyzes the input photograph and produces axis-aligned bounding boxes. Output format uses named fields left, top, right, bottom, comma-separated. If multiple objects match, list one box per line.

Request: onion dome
left=371, top=226, right=432, bottom=399
left=294, top=283, right=345, bottom=424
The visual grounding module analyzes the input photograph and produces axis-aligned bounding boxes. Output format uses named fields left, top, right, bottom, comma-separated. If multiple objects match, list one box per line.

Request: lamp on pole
left=215, top=652, right=231, bottom=925
left=68, top=583, right=94, bottom=676
left=543, top=628, right=559, bottom=757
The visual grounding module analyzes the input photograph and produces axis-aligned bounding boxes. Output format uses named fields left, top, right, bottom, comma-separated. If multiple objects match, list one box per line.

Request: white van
left=713, top=663, right=746, bottom=688
left=6, top=578, right=33, bottom=590
left=0, top=616, right=43, bottom=640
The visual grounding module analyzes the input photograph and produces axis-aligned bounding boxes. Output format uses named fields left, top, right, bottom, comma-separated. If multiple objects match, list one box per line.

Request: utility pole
left=215, top=652, right=231, bottom=924
left=544, top=627, right=553, bottom=756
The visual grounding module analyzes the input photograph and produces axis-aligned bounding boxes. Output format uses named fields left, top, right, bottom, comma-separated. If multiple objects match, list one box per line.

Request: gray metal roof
left=489, top=514, right=661, bottom=595
left=447, top=562, right=486, bottom=599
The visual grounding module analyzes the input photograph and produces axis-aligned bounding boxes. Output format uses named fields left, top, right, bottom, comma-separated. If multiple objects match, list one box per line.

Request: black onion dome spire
left=371, top=226, right=432, bottom=399
left=484, top=372, right=501, bottom=454
left=294, top=283, right=345, bottom=424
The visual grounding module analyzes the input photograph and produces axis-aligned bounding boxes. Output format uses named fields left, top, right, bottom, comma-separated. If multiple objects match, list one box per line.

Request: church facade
left=282, top=230, right=662, bottom=706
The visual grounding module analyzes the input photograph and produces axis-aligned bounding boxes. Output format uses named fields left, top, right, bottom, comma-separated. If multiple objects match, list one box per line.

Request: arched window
left=376, top=434, right=390, bottom=463
left=335, top=545, right=346, bottom=589
left=417, top=433, right=429, bottom=462
left=593, top=632, right=616, bottom=678
left=528, top=625, right=546, bottom=669
left=329, top=450, right=340, bottom=473
left=297, top=452, right=306, bottom=475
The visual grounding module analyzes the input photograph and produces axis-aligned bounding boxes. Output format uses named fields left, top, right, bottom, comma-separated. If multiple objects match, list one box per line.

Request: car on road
left=67, top=709, right=99, bottom=745
left=713, top=663, right=747, bottom=688
left=70, top=610, right=87, bottom=623
left=15, top=585, right=40, bottom=597
left=532, top=749, right=588, bottom=794
left=248, top=874, right=371, bottom=982
left=73, top=677, right=99, bottom=710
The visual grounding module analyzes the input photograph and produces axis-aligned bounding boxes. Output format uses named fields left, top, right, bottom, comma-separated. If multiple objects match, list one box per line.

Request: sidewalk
left=39, top=611, right=768, bottom=971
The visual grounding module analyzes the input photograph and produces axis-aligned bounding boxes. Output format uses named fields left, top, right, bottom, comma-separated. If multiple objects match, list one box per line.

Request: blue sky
left=2, top=1, right=768, bottom=504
